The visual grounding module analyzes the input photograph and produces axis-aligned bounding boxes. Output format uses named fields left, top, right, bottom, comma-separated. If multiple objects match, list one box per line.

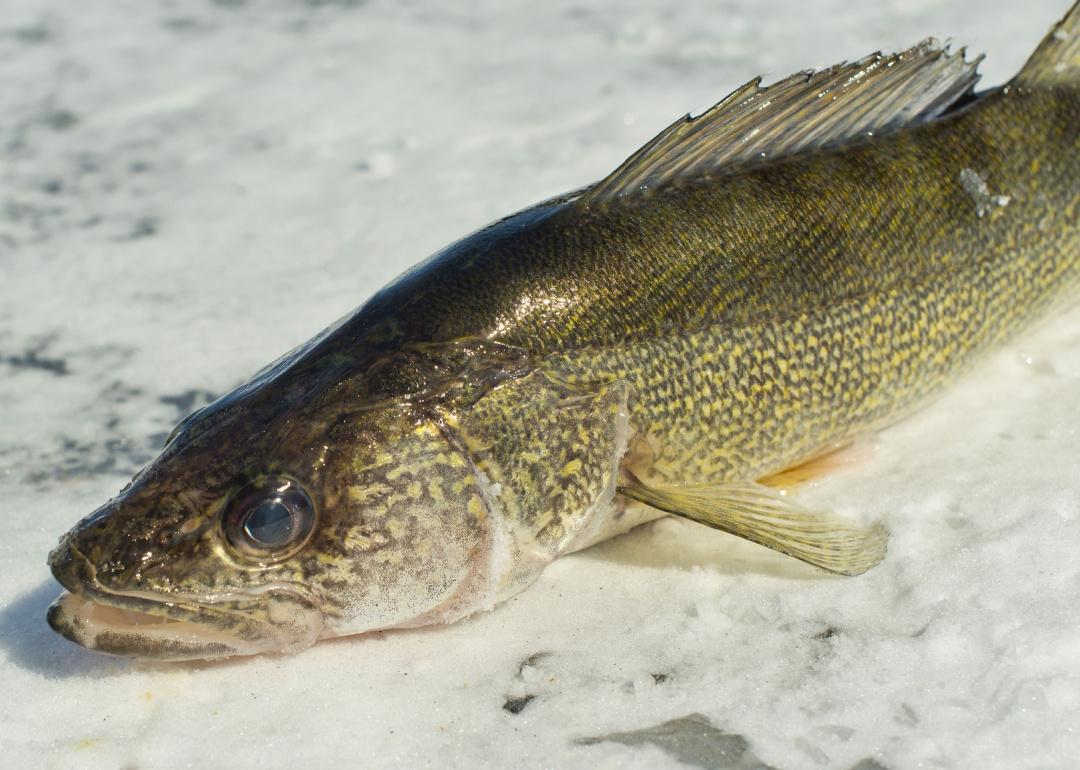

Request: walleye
left=48, top=4, right=1080, bottom=660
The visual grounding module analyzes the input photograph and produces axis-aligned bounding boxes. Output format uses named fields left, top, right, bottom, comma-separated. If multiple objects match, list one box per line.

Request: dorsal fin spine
left=581, top=39, right=981, bottom=205
left=1014, top=1, right=1080, bottom=87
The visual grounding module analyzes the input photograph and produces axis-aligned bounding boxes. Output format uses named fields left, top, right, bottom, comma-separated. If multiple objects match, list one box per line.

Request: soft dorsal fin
left=1014, top=0, right=1080, bottom=88
left=580, top=40, right=981, bottom=205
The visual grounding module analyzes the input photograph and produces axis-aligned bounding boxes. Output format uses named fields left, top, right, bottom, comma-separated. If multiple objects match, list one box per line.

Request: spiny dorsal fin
left=1014, top=1, right=1080, bottom=87
left=580, top=40, right=981, bottom=205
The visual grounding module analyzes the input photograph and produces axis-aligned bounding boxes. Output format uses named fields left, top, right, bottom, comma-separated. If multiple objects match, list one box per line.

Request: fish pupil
left=243, top=500, right=294, bottom=546
left=224, top=476, right=315, bottom=560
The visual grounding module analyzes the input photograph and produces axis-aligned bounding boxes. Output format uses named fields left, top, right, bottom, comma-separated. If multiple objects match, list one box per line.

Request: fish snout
left=45, top=534, right=102, bottom=649
left=47, top=532, right=96, bottom=595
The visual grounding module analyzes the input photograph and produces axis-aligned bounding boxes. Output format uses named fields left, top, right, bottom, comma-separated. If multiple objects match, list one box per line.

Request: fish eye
left=224, top=476, right=316, bottom=561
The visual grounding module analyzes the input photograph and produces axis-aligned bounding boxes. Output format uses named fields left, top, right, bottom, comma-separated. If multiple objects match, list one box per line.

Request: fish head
left=47, top=353, right=501, bottom=661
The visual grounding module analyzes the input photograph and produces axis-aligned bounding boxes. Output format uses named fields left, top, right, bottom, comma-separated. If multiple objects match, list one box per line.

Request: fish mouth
left=47, top=541, right=324, bottom=661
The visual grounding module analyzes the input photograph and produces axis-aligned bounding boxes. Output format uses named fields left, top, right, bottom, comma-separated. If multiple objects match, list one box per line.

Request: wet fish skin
left=356, top=82, right=1078, bottom=531
left=542, top=83, right=1080, bottom=485
left=46, top=6, right=1080, bottom=659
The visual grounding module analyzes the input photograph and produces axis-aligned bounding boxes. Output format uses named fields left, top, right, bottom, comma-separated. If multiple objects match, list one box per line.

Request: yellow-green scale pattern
left=344, top=84, right=1080, bottom=540
left=516, top=86, right=1080, bottom=485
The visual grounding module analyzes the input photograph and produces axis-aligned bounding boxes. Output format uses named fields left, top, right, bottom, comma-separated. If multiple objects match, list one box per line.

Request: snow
left=959, top=167, right=1012, bottom=217
left=1, top=0, right=1078, bottom=768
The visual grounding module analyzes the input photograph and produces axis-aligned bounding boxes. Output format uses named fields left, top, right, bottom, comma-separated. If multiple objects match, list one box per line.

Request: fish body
left=392, top=82, right=1079, bottom=485
left=47, top=5, right=1080, bottom=659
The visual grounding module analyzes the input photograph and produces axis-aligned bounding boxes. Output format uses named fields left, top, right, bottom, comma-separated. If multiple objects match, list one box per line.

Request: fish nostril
left=47, top=540, right=77, bottom=586
left=178, top=518, right=200, bottom=536
left=47, top=535, right=101, bottom=593
left=46, top=543, right=66, bottom=572
left=47, top=528, right=77, bottom=566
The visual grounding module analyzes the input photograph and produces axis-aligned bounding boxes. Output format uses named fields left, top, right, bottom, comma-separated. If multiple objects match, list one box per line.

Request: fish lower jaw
left=48, top=591, right=239, bottom=659
left=46, top=588, right=324, bottom=662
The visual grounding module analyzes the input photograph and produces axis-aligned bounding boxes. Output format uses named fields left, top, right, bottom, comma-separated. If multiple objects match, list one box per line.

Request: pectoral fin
left=617, top=473, right=886, bottom=576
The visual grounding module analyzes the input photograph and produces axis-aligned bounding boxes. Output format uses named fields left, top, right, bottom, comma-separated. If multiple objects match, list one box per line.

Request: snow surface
left=1, top=0, right=1078, bottom=768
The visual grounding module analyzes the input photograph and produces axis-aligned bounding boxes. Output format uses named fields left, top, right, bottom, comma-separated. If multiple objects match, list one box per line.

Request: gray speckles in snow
left=516, top=650, right=551, bottom=677
left=959, top=167, right=1011, bottom=218
left=0, top=142, right=163, bottom=246
left=0, top=346, right=69, bottom=376
left=849, top=759, right=892, bottom=770
left=17, top=375, right=220, bottom=485
left=577, top=713, right=776, bottom=770
left=818, top=724, right=856, bottom=742
left=2, top=336, right=137, bottom=382
left=33, top=434, right=156, bottom=483
left=502, top=651, right=552, bottom=714
left=24, top=379, right=150, bottom=482
left=8, top=24, right=52, bottom=45
left=41, top=109, right=78, bottom=132
left=795, top=736, right=830, bottom=765
left=159, top=388, right=218, bottom=419
left=122, top=216, right=159, bottom=240
left=896, top=703, right=920, bottom=726
left=810, top=626, right=840, bottom=661
left=303, top=0, right=368, bottom=8
left=502, top=694, right=535, bottom=714
left=0, top=335, right=73, bottom=377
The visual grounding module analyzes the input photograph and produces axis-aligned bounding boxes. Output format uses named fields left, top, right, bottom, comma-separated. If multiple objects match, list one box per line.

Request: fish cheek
left=314, top=500, right=489, bottom=635
left=312, top=426, right=492, bottom=635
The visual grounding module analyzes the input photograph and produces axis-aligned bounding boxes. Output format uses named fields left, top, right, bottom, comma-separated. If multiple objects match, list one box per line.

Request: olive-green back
left=279, top=14, right=1080, bottom=546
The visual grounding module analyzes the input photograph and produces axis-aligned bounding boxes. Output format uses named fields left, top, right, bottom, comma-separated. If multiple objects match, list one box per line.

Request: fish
left=46, top=3, right=1080, bottom=661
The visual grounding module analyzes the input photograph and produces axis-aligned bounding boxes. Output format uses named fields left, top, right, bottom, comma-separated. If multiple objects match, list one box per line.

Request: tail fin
left=1014, top=1, right=1080, bottom=87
